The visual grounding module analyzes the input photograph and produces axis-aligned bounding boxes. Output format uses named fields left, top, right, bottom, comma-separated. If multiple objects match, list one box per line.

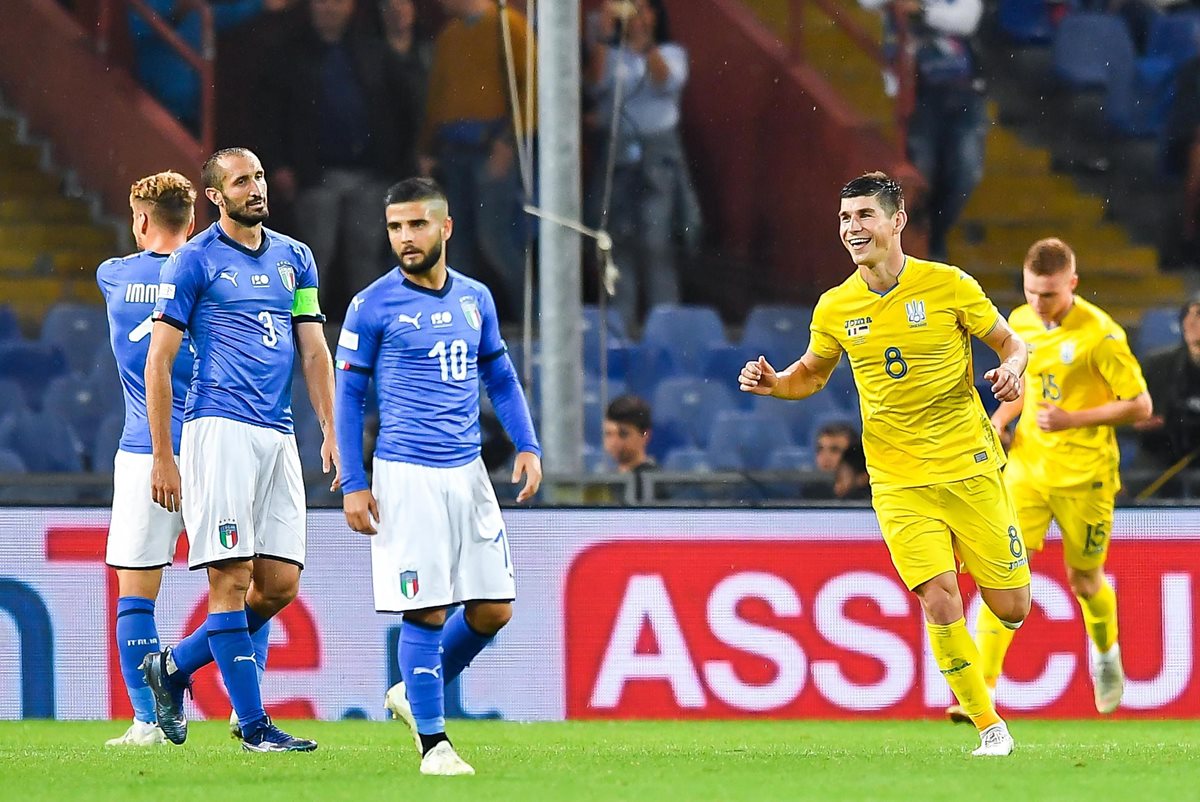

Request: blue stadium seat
left=623, top=343, right=680, bottom=399
left=582, top=444, right=613, bottom=474
left=42, top=375, right=109, bottom=444
left=1053, top=13, right=1131, bottom=90
left=0, top=305, right=19, bottom=342
left=662, top=446, right=710, bottom=471
left=766, top=445, right=814, bottom=470
left=0, top=379, right=28, bottom=420
left=640, top=304, right=728, bottom=375
left=1146, top=11, right=1200, bottom=68
left=0, top=410, right=83, bottom=472
left=40, top=303, right=110, bottom=375
left=706, top=410, right=796, bottom=471
left=652, top=376, right=737, bottom=448
left=1105, top=26, right=1163, bottom=137
left=0, top=341, right=69, bottom=410
left=998, top=0, right=1059, bottom=44
left=1136, top=306, right=1180, bottom=356
left=701, top=345, right=757, bottom=408
left=975, top=381, right=1001, bottom=417
left=823, top=362, right=859, bottom=411
left=0, top=446, right=25, bottom=472
left=741, top=305, right=814, bottom=357
left=1118, top=435, right=1140, bottom=472
left=92, top=413, right=124, bottom=470
left=747, top=392, right=848, bottom=447
left=582, top=304, right=628, bottom=346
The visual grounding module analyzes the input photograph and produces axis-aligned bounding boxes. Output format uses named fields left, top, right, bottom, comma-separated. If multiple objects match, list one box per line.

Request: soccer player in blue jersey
left=142, top=148, right=339, bottom=753
left=335, top=178, right=542, bottom=776
left=97, top=171, right=196, bottom=747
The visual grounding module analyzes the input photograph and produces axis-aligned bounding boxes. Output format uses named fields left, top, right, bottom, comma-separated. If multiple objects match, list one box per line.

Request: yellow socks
left=927, top=618, right=1000, bottom=731
left=976, top=602, right=1017, bottom=690
left=1078, top=578, right=1119, bottom=653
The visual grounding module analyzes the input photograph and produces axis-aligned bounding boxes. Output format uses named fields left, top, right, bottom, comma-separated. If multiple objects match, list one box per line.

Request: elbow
left=1134, top=393, right=1154, bottom=423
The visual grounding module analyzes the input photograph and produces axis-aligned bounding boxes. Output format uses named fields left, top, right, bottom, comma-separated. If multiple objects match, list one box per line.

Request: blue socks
left=440, top=607, right=495, bottom=686
left=171, top=605, right=271, bottom=682
left=206, top=610, right=266, bottom=731
left=115, top=596, right=159, bottom=724
left=399, top=620, right=445, bottom=735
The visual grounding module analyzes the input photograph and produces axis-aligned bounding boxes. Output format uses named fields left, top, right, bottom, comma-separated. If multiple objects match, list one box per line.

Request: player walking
left=950, top=237, right=1150, bottom=720
left=143, top=148, right=339, bottom=752
left=98, top=171, right=196, bottom=746
left=334, top=178, right=541, bottom=775
left=739, top=172, right=1031, bottom=756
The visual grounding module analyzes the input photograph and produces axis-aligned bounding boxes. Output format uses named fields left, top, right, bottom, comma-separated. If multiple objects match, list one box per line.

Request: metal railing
left=94, top=0, right=215, bottom=154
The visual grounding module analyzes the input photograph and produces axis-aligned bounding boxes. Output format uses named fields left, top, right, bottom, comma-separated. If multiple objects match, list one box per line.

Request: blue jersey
left=336, top=268, right=533, bottom=468
left=97, top=251, right=191, bottom=454
left=152, top=222, right=323, bottom=433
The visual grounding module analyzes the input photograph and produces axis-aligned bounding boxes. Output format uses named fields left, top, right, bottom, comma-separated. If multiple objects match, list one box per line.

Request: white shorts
left=181, top=416, right=307, bottom=570
left=106, top=450, right=186, bottom=569
left=371, top=456, right=515, bottom=613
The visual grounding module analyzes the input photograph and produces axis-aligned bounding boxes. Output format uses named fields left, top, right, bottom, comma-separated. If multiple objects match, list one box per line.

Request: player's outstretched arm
left=1037, top=392, right=1153, bottom=433
left=981, top=317, right=1028, bottom=402
left=145, top=320, right=184, bottom=512
left=297, top=321, right=340, bottom=490
left=738, top=350, right=839, bottom=400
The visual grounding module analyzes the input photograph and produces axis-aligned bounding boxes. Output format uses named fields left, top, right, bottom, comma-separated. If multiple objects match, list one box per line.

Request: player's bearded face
left=224, top=185, right=269, bottom=225
left=395, top=237, right=443, bottom=274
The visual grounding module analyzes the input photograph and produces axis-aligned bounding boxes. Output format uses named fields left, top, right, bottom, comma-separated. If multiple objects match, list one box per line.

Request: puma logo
left=412, top=665, right=441, bottom=679
left=219, top=270, right=238, bottom=287
left=398, top=312, right=422, bottom=330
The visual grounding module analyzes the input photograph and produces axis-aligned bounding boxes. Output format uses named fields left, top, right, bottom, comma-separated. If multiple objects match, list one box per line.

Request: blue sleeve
left=476, top=290, right=540, bottom=455
left=295, top=242, right=320, bottom=291
left=152, top=250, right=205, bottom=331
left=335, top=368, right=372, bottom=494
left=334, top=293, right=381, bottom=371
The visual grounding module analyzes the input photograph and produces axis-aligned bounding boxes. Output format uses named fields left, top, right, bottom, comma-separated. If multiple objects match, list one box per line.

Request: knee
left=992, top=589, right=1032, bottom=627
left=466, top=603, right=512, bottom=637
left=248, top=582, right=298, bottom=616
left=915, top=582, right=962, bottom=624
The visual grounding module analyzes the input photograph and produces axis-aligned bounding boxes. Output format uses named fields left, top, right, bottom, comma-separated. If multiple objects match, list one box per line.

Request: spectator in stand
left=859, top=0, right=987, bottom=263
left=130, top=0, right=262, bottom=130
left=1136, top=294, right=1200, bottom=472
left=584, top=0, right=702, bottom=330
left=419, top=0, right=534, bottom=320
left=814, top=421, right=856, bottom=473
left=261, top=0, right=419, bottom=315
left=1166, top=52, right=1200, bottom=263
left=602, top=394, right=659, bottom=502
left=833, top=437, right=871, bottom=501
left=378, top=0, right=433, bottom=114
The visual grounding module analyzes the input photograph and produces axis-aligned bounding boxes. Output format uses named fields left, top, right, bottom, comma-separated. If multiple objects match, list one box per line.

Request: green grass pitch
left=0, top=720, right=1196, bottom=802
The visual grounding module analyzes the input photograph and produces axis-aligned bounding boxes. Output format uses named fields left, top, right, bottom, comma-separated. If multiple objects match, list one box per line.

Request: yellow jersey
left=1006, top=298, right=1147, bottom=495
left=809, top=257, right=1005, bottom=488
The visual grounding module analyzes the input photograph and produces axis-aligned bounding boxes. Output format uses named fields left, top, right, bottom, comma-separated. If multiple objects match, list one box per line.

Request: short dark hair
left=840, top=171, right=904, bottom=217
left=384, top=177, right=447, bottom=208
left=817, top=421, right=856, bottom=442
left=201, top=147, right=253, bottom=191
left=1024, top=237, right=1075, bottom=277
left=605, top=394, right=652, bottom=432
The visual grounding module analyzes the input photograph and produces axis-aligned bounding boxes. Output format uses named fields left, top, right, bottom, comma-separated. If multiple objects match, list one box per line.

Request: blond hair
left=1024, top=237, right=1076, bottom=277
left=129, top=171, right=196, bottom=232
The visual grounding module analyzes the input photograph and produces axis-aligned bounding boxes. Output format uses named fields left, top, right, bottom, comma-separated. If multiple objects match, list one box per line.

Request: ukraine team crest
left=277, top=261, right=297, bottom=293
left=905, top=299, right=927, bottom=328
left=218, top=520, right=239, bottom=550
left=459, top=297, right=483, bottom=330
left=399, top=570, right=420, bottom=599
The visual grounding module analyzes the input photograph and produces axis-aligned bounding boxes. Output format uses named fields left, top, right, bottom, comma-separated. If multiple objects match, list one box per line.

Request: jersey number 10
left=428, top=339, right=469, bottom=381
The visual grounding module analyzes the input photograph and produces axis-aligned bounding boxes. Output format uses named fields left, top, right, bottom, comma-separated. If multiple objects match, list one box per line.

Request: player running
left=334, top=178, right=542, bottom=776
left=142, top=148, right=339, bottom=752
left=97, top=171, right=196, bottom=746
left=739, top=172, right=1031, bottom=757
left=948, top=237, right=1151, bottom=721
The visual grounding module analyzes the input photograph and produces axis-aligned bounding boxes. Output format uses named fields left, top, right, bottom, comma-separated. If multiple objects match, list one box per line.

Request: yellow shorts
left=1007, top=478, right=1115, bottom=571
left=873, top=471, right=1031, bottom=591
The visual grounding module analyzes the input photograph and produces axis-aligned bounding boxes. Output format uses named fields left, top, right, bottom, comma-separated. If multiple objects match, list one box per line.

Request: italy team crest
left=277, top=261, right=297, bottom=293
left=399, top=570, right=420, bottom=599
left=459, top=297, right=483, bottom=330
left=218, top=520, right=239, bottom=550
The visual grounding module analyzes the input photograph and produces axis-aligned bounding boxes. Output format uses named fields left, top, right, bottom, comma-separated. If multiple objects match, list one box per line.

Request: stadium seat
left=998, top=0, right=1059, bottom=44
left=1146, top=11, right=1200, bottom=68
left=823, top=362, right=859, bottom=411
left=0, top=305, right=19, bottom=342
left=662, top=446, right=710, bottom=471
left=0, top=341, right=69, bottom=410
left=766, top=445, right=815, bottom=470
left=1136, top=306, right=1180, bottom=357
left=623, top=343, right=680, bottom=399
left=1104, top=25, right=1163, bottom=137
left=42, top=375, right=110, bottom=444
left=747, top=391, right=847, bottom=447
left=975, top=381, right=1001, bottom=416
left=706, top=410, right=796, bottom=471
left=92, top=413, right=124, bottom=470
left=701, top=345, right=758, bottom=408
left=40, top=303, right=110, bottom=375
left=582, top=304, right=628, bottom=346
left=640, top=304, right=729, bottom=375
left=1053, top=13, right=1131, bottom=90
left=651, top=376, right=737, bottom=448
left=582, top=444, right=613, bottom=474
left=0, top=446, right=25, bottom=472
left=741, top=304, right=814, bottom=357
left=0, top=410, right=83, bottom=472
left=0, top=379, right=28, bottom=420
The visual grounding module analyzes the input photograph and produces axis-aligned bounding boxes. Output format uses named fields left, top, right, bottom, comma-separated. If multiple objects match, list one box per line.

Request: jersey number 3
left=429, top=339, right=468, bottom=381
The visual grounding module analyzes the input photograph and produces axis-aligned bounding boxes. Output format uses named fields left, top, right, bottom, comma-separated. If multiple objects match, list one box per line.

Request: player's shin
left=1077, top=579, right=1119, bottom=653
left=975, top=603, right=1017, bottom=691
left=206, top=610, right=267, bottom=732
left=927, top=618, right=1001, bottom=730
left=399, top=619, right=447, bottom=752
left=440, top=607, right=495, bottom=686
left=115, top=596, right=160, bottom=723
left=169, top=605, right=273, bottom=682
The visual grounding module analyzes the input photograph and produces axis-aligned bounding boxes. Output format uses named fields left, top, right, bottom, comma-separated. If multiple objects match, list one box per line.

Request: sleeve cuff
left=152, top=312, right=187, bottom=332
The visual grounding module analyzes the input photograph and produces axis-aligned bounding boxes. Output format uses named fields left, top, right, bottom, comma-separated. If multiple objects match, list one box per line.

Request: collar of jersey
left=400, top=270, right=455, bottom=298
left=216, top=222, right=270, bottom=258
left=859, top=256, right=908, bottom=297
left=143, top=250, right=170, bottom=259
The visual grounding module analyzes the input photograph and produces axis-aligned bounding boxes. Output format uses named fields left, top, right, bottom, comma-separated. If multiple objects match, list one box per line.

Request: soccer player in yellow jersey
left=739, top=172, right=1031, bottom=757
left=964, top=237, right=1151, bottom=717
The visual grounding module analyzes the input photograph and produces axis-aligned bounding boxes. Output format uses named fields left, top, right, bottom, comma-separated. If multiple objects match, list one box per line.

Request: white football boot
left=419, top=741, right=475, bottom=776
left=1091, top=643, right=1125, bottom=715
left=384, top=681, right=422, bottom=754
left=105, top=719, right=166, bottom=747
left=972, top=722, right=1015, bottom=757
